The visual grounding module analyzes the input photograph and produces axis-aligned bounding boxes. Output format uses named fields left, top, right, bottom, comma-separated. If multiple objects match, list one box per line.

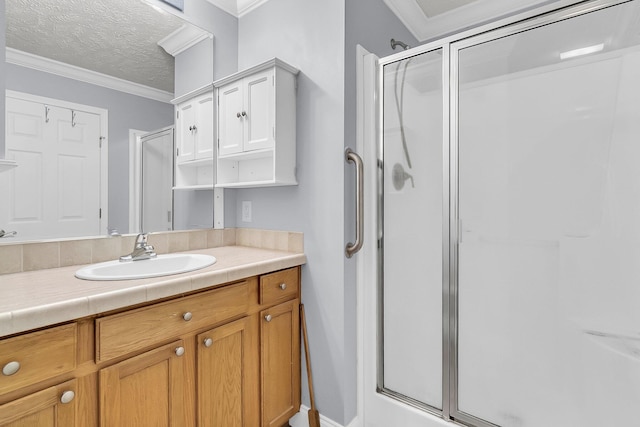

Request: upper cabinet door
left=194, top=93, right=215, bottom=160
left=244, top=69, right=275, bottom=152
left=218, top=82, right=245, bottom=156
left=176, top=101, right=196, bottom=162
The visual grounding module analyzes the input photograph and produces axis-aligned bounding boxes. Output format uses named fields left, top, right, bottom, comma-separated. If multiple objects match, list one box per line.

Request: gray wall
left=5, top=63, right=174, bottom=234
left=182, top=0, right=238, bottom=81
left=237, top=0, right=348, bottom=423
left=235, top=0, right=416, bottom=425
left=343, top=1, right=418, bottom=422
left=175, top=38, right=214, bottom=97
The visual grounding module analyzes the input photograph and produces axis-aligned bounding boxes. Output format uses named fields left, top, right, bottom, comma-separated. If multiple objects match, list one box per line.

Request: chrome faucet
left=120, top=233, right=157, bottom=262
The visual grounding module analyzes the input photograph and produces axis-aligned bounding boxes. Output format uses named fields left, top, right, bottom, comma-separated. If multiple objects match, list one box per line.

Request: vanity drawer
left=260, top=267, right=300, bottom=306
left=0, top=323, right=77, bottom=395
left=96, top=281, right=250, bottom=362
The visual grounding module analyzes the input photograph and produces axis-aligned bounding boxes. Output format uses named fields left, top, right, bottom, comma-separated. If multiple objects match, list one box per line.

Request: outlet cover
left=242, top=201, right=252, bottom=222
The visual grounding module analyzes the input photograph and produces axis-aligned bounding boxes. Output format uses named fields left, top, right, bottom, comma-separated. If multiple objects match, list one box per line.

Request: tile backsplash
left=0, top=228, right=303, bottom=275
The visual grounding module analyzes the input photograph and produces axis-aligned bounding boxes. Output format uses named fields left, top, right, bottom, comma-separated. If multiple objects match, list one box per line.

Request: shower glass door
left=454, top=1, right=640, bottom=425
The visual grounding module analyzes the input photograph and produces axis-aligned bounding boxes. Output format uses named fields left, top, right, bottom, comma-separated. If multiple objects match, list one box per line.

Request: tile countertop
left=0, top=246, right=306, bottom=338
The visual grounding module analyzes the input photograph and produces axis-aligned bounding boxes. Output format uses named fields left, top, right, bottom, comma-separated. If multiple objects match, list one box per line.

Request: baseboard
left=290, top=405, right=360, bottom=427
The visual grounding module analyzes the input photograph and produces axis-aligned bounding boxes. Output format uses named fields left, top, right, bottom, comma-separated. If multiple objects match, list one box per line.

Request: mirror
left=1, top=0, right=218, bottom=242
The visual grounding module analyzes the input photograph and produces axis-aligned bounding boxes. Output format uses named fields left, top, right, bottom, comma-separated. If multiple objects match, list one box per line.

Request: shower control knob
left=204, top=338, right=213, bottom=348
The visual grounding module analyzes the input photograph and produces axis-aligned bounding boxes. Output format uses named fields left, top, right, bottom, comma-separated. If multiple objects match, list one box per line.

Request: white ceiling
left=5, top=0, right=207, bottom=93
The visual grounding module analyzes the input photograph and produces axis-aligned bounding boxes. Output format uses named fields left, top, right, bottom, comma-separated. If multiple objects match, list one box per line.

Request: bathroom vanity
left=0, top=240, right=305, bottom=427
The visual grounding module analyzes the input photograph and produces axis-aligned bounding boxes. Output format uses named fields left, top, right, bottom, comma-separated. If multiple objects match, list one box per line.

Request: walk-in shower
left=367, top=1, right=640, bottom=426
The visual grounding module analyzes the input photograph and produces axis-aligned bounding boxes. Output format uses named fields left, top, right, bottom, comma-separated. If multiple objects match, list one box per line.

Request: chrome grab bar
left=345, top=148, right=364, bottom=258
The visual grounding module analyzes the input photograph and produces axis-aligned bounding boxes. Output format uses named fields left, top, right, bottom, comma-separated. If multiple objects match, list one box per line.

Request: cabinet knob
left=264, top=314, right=272, bottom=322
left=175, top=346, right=185, bottom=357
left=279, top=283, right=287, bottom=290
left=236, top=112, right=242, bottom=118
left=203, top=337, right=213, bottom=348
left=60, top=390, right=75, bottom=404
left=183, top=312, right=193, bottom=321
left=2, top=361, right=20, bottom=376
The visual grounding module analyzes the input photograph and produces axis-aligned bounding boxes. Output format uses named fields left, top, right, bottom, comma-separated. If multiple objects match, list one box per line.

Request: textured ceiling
left=415, top=0, right=480, bottom=18
left=5, top=0, right=190, bottom=92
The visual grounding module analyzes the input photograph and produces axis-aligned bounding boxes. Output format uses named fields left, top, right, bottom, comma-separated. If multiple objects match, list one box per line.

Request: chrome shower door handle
left=345, top=148, right=364, bottom=258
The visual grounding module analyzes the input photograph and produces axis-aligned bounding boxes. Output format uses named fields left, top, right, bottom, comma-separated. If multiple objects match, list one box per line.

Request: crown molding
left=204, top=0, right=270, bottom=17
left=158, top=24, right=214, bottom=57
left=5, top=48, right=174, bottom=103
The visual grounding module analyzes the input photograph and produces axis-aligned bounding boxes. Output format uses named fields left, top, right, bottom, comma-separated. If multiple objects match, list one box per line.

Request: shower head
left=390, top=38, right=410, bottom=51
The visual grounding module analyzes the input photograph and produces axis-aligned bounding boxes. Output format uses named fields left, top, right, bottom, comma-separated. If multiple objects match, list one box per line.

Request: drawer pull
left=203, top=338, right=213, bottom=348
left=264, top=314, right=272, bottom=322
left=175, top=347, right=185, bottom=357
left=279, top=283, right=287, bottom=290
left=2, top=361, right=20, bottom=376
left=60, top=390, right=75, bottom=404
left=182, top=312, right=193, bottom=321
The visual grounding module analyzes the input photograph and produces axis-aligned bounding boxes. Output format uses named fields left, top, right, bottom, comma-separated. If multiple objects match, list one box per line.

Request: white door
left=244, top=69, right=274, bottom=152
left=2, top=97, right=102, bottom=240
left=359, top=46, right=451, bottom=427
left=218, top=82, right=244, bottom=156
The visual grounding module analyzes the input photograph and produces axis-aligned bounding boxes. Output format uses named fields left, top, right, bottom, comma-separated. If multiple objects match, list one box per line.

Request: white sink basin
left=75, top=253, right=216, bottom=281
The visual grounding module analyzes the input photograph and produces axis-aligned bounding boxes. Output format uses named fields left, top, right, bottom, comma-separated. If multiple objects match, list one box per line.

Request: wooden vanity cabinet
left=0, top=266, right=301, bottom=427
left=0, top=379, right=78, bottom=427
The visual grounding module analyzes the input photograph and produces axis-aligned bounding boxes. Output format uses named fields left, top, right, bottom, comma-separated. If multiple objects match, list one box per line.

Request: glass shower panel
left=456, top=2, right=640, bottom=426
left=382, top=50, right=443, bottom=409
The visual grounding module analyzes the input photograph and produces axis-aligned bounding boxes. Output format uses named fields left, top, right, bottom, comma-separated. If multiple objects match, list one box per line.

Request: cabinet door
left=261, top=300, right=300, bottom=427
left=0, top=379, right=77, bottom=427
left=99, top=340, right=188, bottom=427
left=176, top=102, right=196, bottom=162
left=194, top=92, right=215, bottom=160
left=197, top=317, right=257, bottom=427
left=218, top=82, right=245, bottom=156
left=244, top=69, right=275, bottom=152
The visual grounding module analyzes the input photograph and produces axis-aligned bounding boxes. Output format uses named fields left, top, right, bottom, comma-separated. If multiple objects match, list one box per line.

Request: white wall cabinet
left=172, top=86, right=215, bottom=190
left=215, top=58, right=298, bottom=188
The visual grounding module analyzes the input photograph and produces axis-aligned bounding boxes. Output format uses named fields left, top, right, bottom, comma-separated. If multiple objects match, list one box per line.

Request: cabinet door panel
left=261, top=300, right=300, bottom=427
left=99, top=340, right=187, bottom=427
left=218, top=83, right=244, bottom=156
left=244, top=70, right=275, bottom=152
left=195, top=93, right=215, bottom=160
left=0, top=379, right=77, bottom=427
left=197, top=317, right=255, bottom=427
left=176, top=103, right=196, bottom=162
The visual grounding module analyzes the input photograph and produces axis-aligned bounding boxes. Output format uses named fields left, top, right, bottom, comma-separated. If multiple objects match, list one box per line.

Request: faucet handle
left=135, top=233, right=149, bottom=246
